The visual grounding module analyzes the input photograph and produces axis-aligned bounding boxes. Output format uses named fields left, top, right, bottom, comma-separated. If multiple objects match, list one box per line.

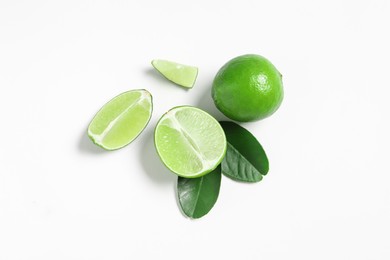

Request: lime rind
left=88, top=89, right=153, bottom=151
left=211, top=54, right=283, bottom=122
left=151, top=59, right=198, bottom=89
left=154, top=106, right=226, bottom=178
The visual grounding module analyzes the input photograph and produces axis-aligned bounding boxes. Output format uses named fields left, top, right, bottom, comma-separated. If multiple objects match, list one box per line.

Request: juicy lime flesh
left=155, top=106, right=226, bottom=178
left=88, top=90, right=152, bottom=150
left=152, top=59, right=198, bottom=88
left=212, top=54, right=283, bottom=122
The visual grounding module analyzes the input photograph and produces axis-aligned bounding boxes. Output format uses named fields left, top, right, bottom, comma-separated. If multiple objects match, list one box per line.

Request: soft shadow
left=140, top=127, right=187, bottom=216
left=145, top=68, right=166, bottom=84
left=78, top=129, right=106, bottom=154
left=173, top=179, right=189, bottom=219
left=196, top=85, right=229, bottom=121
left=139, top=128, right=177, bottom=184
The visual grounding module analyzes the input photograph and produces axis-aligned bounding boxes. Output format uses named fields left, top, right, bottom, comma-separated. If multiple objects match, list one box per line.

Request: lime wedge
left=88, top=89, right=152, bottom=150
left=151, top=59, right=198, bottom=88
left=154, top=106, right=226, bottom=178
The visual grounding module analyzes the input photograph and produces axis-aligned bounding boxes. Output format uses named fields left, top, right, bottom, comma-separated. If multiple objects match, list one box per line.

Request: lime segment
left=151, top=59, right=198, bottom=88
left=88, top=89, right=152, bottom=150
left=154, top=106, right=226, bottom=178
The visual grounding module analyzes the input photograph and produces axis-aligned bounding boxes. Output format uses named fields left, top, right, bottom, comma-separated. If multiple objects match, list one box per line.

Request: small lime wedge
left=154, top=106, right=226, bottom=178
left=88, top=89, right=152, bottom=150
left=151, top=59, right=198, bottom=88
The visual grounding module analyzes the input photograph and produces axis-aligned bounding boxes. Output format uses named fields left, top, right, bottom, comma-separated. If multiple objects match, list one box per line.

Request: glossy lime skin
left=212, top=54, right=284, bottom=122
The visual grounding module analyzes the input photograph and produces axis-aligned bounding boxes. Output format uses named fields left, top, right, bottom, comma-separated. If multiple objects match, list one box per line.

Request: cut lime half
left=88, top=89, right=152, bottom=150
left=151, top=59, right=198, bottom=88
left=154, top=106, right=226, bottom=178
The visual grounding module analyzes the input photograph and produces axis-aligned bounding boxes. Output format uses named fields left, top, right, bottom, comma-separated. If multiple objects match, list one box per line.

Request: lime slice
left=154, top=106, right=226, bottom=178
left=151, top=59, right=198, bottom=88
left=88, top=89, right=152, bottom=150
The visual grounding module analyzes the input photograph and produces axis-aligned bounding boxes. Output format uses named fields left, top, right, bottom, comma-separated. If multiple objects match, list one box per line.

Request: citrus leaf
left=177, top=166, right=221, bottom=219
left=220, top=121, right=269, bottom=182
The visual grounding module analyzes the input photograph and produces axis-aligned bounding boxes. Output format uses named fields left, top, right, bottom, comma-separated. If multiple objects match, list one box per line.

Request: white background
left=1, top=0, right=389, bottom=259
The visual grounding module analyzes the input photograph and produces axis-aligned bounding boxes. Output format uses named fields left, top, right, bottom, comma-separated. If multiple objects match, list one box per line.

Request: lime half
left=151, top=59, right=198, bottom=88
left=154, top=106, right=226, bottom=178
left=88, top=89, right=152, bottom=150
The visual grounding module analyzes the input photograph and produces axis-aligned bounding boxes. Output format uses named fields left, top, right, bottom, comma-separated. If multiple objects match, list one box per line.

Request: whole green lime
left=212, top=54, right=284, bottom=122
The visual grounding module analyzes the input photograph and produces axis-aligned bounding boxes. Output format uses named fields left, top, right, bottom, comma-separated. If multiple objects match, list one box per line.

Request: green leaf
left=220, top=121, right=269, bottom=182
left=177, top=166, right=221, bottom=219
